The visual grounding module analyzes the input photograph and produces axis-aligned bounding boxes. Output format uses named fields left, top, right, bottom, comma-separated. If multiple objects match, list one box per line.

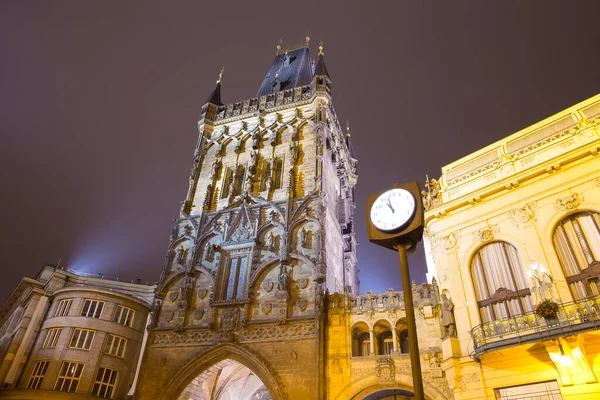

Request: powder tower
left=135, top=39, right=358, bottom=400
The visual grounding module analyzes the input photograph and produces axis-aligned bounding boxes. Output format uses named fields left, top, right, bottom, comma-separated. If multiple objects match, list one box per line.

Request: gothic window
left=272, top=157, right=283, bottom=190
left=553, top=211, right=600, bottom=299
left=221, top=168, right=233, bottom=199
left=470, top=241, right=533, bottom=323
left=222, top=254, right=249, bottom=300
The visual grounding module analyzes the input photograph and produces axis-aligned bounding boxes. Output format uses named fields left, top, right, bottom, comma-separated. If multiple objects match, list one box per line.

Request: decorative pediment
left=224, top=202, right=256, bottom=244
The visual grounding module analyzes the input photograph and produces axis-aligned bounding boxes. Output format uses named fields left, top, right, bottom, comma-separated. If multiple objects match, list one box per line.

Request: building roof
left=206, top=80, right=223, bottom=105
left=314, top=53, right=330, bottom=78
left=256, top=47, right=314, bottom=97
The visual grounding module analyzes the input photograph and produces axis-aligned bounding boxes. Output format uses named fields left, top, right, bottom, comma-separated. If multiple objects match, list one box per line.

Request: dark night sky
left=1, top=1, right=599, bottom=306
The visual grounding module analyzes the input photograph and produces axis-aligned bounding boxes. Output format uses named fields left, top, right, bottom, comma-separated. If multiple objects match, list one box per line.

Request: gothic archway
left=361, top=388, right=414, bottom=399
left=177, top=359, right=271, bottom=400
left=159, top=344, right=285, bottom=400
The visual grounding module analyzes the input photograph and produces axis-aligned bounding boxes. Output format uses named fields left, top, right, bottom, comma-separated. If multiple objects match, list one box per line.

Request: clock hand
left=386, top=199, right=395, bottom=213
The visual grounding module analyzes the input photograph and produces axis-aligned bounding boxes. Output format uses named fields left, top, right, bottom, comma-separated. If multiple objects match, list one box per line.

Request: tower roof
left=206, top=68, right=224, bottom=106
left=206, top=81, right=223, bottom=106
left=314, top=42, right=330, bottom=78
left=256, top=46, right=314, bottom=97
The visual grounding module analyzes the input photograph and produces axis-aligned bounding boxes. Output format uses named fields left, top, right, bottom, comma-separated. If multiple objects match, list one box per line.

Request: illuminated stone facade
left=134, top=40, right=359, bottom=400
left=424, top=94, right=600, bottom=399
left=0, top=265, right=154, bottom=399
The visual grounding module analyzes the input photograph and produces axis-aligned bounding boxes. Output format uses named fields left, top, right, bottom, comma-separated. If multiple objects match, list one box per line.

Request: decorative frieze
left=242, top=322, right=316, bottom=342
left=152, top=330, right=213, bottom=346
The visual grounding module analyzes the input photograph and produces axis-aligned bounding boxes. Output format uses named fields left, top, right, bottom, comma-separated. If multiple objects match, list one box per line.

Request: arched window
left=471, top=241, right=533, bottom=322
left=553, top=211, right=600, bottom=299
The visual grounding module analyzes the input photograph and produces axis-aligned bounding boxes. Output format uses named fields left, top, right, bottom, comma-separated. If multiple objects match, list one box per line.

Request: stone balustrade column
left=392, top=329, right=399, bottom=355
left=369, top=329, right=375, bottom=356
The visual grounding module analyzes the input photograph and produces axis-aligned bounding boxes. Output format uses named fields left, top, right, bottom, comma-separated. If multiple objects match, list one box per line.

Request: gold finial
left=346, top=121, right=351, bottom=137
left=276, top=38, right=283, bottom=55
left=217, top=66, right=224, bottom=84
left=306, top=30, right=311, bottom=46
left=319, top=41, right=324, bottom=56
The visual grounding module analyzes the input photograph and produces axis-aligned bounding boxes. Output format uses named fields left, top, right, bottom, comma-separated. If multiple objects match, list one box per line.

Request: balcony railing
left=470, top=295, right=600, bottom=358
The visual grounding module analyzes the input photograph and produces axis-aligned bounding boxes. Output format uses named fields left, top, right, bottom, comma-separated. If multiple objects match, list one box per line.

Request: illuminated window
left=104, top=334, right=127, bottom=358
left=470, top=241, right=533, bottom=322
left=80, top=299, right=104, bottom=318
left=42, top=328, right=62, bottom=347
left=92, top=367, right=118, bottom=399
left=113, top=305, right=135, bottom=327
left=54, top=299, right=73, bottom=317
left=495, top=380, right=562, bottom=399
left=69, top=329, right=95, bottom=350
left=27, top=361, right=49, bottom=389
left=222, top=255, right=249, bottom=300
left=553, top=211, right=600, bottom=299
left=54, top=361, right=84, bottom=392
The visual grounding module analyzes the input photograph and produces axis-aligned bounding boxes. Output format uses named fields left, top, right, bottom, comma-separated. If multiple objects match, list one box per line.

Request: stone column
left=369, top=329, right=375, bottom=356
left=392, top=329, right=399, bottom=355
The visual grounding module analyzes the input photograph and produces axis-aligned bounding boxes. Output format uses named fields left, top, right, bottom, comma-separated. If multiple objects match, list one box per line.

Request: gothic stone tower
left=135, top=40, right=358, bottom=400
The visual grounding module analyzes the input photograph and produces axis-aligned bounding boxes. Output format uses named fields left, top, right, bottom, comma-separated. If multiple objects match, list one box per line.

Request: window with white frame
left=42, top=328, right=62, bottom=347
left=27, top=360, right=49, bottom=389
left=495, top=380, right=562, bottom=399
left=54, top=361, right=84, bottom=392
left=80, top=299, right=104, bottom=318
left=470, top=241, right=533, bottom=323
left=92, top=367, right=118, bottom=399
left=553, top=211, right=600, bottom=300
left=113, top=305, right=135, bottom=327
left=54, top=299, right=73, bottom=317
left=104, top=334, right=126, bottom=357
left=68, top=329, right=95, bottom=350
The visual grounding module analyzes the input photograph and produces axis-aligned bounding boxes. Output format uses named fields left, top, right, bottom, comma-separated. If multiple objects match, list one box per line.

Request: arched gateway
left=160, top=344, right=283, bottom=400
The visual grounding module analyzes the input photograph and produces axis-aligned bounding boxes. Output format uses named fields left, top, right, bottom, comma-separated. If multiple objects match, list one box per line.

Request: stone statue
left=300, top=227, right=308, bottom=248
left=249, top=150, right=259, bottom=174
left=266, top=232, right=276, bottom=252
left=177, top=247, right=188, bottom=264
left=252, top=131, right=260, bottom=149
left=211, top=159, right=221, bottom=178
left=289, top=142, right=299, bottom=164
left=244, top=174, right=253, bottom=193
left=429, top=353, right=441, bottom=369
left=277, top=264, right=290, bottom=292
left=205, top=243, right=215, bottom=260
left=441, top=294, right=456, bottom=338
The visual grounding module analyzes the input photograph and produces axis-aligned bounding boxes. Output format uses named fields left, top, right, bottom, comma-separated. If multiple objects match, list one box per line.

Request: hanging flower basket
left=534, top=299, right=560, bottom=319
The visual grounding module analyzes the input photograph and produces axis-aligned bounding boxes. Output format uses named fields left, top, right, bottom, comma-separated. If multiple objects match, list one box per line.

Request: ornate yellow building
left=424, top=94, right=600, bottom=399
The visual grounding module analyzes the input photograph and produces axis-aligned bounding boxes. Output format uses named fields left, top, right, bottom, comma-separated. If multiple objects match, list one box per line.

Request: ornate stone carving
left=261, top=303, right=272, bottom=315
left=168, top=291, right=178, bottom=302
left=262, top=280, right=274, bottom=293
left=473, top=224, right=499, bottom=243
left=219, top=308, right=240, bottom=333
left=554, top=193, right=583, bottom=212
left=242, top=322, right=316, bottom=342
left=152, top=330, right=213, bottom=346
left=197, top=288, right=209, bottom=300
left=193, top=309, right=204, bottom=320
left=296, top=278, right=309, bottom=289
left=277, top=265, right=290, bottom=292
left=376, top=357, right=395, bottom=383
left=300, top=227, right=309, bottom=248
left=441, top=233, right=457, bottom=250
left=298, top=298, right=308, bottom=311
left=507, top=206, right=533, bottom=227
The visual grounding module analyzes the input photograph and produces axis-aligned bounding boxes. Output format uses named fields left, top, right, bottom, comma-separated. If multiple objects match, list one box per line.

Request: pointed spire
left=314, top=41, right=330, bottom=78
left=305, top=30, right=310, bottom=47
left=206, top=67, right=224, bottom=105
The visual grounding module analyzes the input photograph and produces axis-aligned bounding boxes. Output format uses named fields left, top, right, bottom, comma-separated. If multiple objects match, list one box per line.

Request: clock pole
left=365, top=182, right=425, bottom=400
left=396, top=241, right=424, bottom=400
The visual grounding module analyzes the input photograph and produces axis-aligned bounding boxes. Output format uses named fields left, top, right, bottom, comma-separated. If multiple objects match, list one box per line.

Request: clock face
left=370, top=188, right=416, bottom=232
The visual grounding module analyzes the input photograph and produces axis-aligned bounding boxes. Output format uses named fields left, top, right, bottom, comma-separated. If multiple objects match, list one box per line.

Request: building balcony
left=471, top=295, right=600, bottom=358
